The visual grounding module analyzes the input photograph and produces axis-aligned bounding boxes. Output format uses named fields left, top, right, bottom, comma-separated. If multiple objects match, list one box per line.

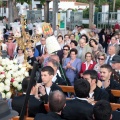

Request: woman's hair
left=85, top=52, right=93, bottom=60
left=17, top=47, right=24, bottom=53
left=70, top=48, right=78, bottom=55
left=63, top=45, right=70, bottom=50
left=81, top=34, right=89, bottom=43
left=89, top=39, right=98, bottom=47
left=97, top=52, right=107, bottom=60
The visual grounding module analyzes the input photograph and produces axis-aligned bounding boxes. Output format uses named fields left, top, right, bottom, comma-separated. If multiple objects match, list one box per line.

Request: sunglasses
left=63, top=49, right=69, bottom=51
left=98, top=58, right=104, bottom=60
left=8, top=39, right=12, bottom=40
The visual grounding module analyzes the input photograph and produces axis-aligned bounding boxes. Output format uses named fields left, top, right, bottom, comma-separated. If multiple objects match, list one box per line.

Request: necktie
left=107, top=56, right=111, bottom=64
left=41, top=46, right=44, bottom=54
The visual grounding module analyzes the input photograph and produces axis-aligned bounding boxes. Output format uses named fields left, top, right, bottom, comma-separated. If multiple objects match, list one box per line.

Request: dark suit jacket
left=36, top=45, right=43, bottom=56
left=112, top=111, right=120, bottom=120
left=12, top=95, right=46, bottom=117
left=40, top=83, right=63, bottom=104
left=105, top=79, right=120, bottom=103
left=93, top=86, right=109, bottom=101
left=62, top=98, right=93, bottom=120
left=54, top=74, right=67, bottom=85
left=35, top=112, right=65, bottom=120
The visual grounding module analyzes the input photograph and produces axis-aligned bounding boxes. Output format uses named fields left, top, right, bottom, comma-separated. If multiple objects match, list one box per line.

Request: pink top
left=6, top=42, right=16, bottom=58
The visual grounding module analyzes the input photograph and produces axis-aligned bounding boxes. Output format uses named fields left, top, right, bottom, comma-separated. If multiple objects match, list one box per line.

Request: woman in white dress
left=14, top=47, right=24, bottom=64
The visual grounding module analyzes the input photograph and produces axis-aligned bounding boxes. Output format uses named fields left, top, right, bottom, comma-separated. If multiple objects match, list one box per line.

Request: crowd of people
left=0, top=21, right=120, bottom=120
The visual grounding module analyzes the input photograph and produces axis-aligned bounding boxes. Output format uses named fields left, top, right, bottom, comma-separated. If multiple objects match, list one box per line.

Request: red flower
left=11, top=78, right=15, bottom=82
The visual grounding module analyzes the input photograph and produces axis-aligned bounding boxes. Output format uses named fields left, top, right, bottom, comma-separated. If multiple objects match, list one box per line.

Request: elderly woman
left=94, top=52, right=107, bottom=73
left=80, top=52, right=96, bottom=77
left=89, top=39, right=104, bottom=61
left=63, top=48, right=81, bottom=85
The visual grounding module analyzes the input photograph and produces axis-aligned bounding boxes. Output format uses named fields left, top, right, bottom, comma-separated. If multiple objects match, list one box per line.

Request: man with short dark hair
left=99, top=64, right=120, bottom=102
left=62, top=79, right=93, bottom=120
left=83, top=70, right=109, bottom=101
left=93, top=100, right=112, bottom=120
left=12, top=77, right=46, bottom=117
left=93, top=100, right=120, bottom=120
left=38, top=66, right=63, bottom=103
left=35, top=90, right=66, bottom=120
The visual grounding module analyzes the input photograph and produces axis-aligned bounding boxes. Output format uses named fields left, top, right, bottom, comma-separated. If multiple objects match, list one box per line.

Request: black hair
left=100, top=64, right=113, bottom=72
left=81, top=34, right=89, bottom=43
left=74, top=79, right=90, bottom=98
left=57, top=35, right=63, bottom=40
left=22, top=77, right=36, bottom=92
left=63, top=45, right=70, bottom=50
left=93, top=100, right=112, bottom=120
left=70, top=40, right=78, bottom=46
left=41, top=66, right=54, bottom=75
left=83, top=70, right=98, bottom=83
left=70, top=48, right=78, bottom=55
left=89, top=39, right=98, bottom=47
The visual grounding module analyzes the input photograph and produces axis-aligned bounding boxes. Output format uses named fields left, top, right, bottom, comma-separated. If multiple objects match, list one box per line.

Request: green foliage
left=77, top=0, right=120, bottom=12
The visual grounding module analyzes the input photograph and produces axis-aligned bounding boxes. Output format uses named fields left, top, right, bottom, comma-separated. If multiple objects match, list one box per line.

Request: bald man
left=35, top=90, right=66, bottom=120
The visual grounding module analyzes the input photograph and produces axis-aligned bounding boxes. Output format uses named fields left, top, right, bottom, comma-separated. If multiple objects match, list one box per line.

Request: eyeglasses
left=98, top=58, right=104, bottom=60
left=8, top=39, right=12, bottom=40
left=63, top=49, right=69, bottom=51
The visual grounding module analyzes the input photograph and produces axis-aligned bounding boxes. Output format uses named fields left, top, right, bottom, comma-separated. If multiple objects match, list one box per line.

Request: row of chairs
left=12, top=85, right=120, bottom=120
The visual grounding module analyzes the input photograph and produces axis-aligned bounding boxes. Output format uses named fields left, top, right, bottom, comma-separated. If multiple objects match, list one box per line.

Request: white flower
left=4, top=85, right=10, bottom=91
left=18, top=64, right=22, bottom=68
left=0, top=74, right=5, bottom=79
left=13, top=59, right=17, bottom=64
left=20, top=76, right=24, bottom=82
left=0, top=87, right=3, bottom=92
left=24, top=72, right=29, bottom=77
left=15, top=77, right=21, bottom=82
left=1, top=92, right=5, bottom=98
left=13, top=81, right=18, bottom=87
left=0, top=83, right=4, bottom=88
left=0, top=66, right=4, bottom=71
left=6, top=92, right=11, bottom=99
left=17, top=84, right=22, bottom=91
left=9, top=60, right=13, bottom=65
left=6, top=73, right=11, bottom=79
left=9, top=70, right=13, bottom=75
left=5, top=79, right=10, bottom=85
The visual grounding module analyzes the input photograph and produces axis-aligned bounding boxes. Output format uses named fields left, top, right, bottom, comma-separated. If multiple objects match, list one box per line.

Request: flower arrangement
left=0, top=57, right=29, bottom=99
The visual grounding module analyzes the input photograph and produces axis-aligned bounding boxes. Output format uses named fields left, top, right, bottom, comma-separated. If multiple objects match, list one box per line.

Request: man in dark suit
left=35, top=37, right=46, bottom=57
left=38, top=66, right=63, bottom=103
left=12, top=77, right=46, bottom=117
left=99, top=64, right=120, bottom=103
left=83, top=70, right=109, bottom=101
left=35, top=90, right=66, bottom=120
left=62, top=79, right=93, bottom=120
left=47, top=58, right=67, bottom=85
left=93, top=100, right=120, bottom=120
left=111, top=55, right=120, bottom=83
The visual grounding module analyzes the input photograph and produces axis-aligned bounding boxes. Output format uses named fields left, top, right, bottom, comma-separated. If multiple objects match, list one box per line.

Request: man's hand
left=38, top=83, right=46, bottom=96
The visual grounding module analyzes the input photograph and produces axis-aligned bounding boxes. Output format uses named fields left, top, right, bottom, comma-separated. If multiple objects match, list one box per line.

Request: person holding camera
left=37, top=66, right=63, bottom=104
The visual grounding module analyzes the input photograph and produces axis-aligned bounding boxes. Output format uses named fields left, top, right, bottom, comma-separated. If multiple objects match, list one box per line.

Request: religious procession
left=0, top=0, right=120, bottom=120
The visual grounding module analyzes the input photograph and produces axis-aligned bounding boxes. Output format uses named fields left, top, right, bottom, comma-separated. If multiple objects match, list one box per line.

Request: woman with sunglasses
left=14, top=47, right=24, bottom=64
left=62, top=45, right=70, bottom=65
left=94, top=52, right=107, bottom=73
left=89, top=39, right=104, bottom=61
